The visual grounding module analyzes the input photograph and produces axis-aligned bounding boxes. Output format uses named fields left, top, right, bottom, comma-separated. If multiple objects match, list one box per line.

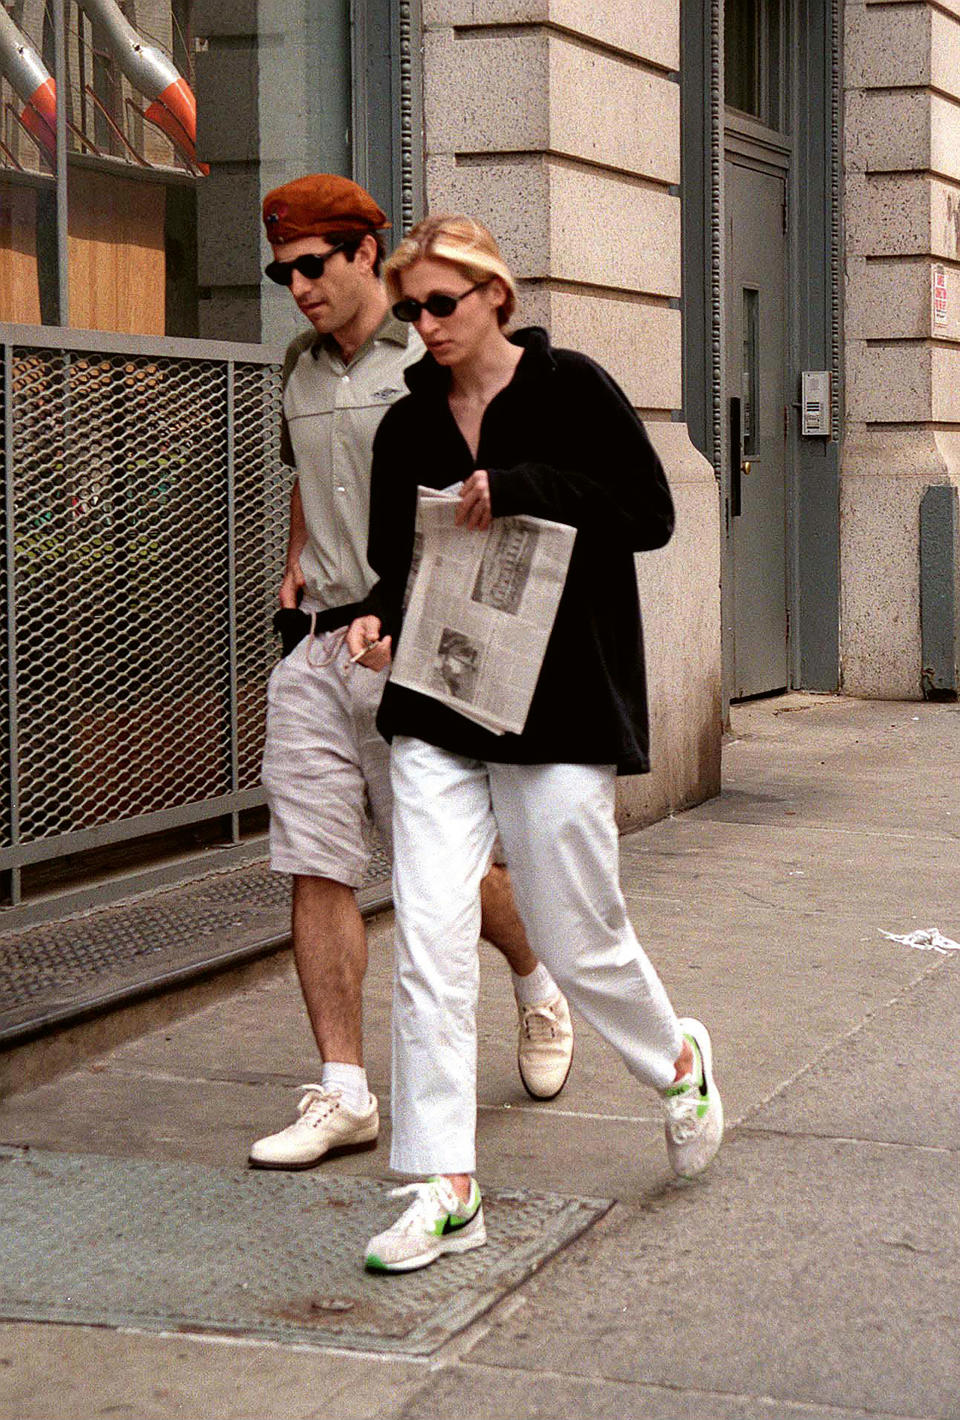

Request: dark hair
left=340, top=230, right=385, bottom=277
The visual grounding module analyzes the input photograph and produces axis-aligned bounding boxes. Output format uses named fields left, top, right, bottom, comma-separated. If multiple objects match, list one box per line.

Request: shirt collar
left=313, top=308, right=412, bottom=367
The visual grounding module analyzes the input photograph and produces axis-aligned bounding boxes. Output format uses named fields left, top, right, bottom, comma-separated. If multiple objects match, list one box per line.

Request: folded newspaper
left=390, top=486, right=576, bottom=735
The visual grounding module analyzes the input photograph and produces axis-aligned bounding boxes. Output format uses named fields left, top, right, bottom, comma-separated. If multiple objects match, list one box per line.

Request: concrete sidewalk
left=1, top=693, right=958, bottom=1419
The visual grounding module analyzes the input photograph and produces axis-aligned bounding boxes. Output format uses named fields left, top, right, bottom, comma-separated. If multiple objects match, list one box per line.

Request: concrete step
left=0, top=847, right=391, bottom=1095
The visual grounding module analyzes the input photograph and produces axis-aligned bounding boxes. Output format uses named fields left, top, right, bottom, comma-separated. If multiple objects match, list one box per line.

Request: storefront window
left=1, top=0, right=416, bottom=343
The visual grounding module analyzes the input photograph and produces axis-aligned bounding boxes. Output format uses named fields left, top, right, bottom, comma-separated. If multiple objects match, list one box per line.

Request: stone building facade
left=418, top=4, right=722, bottom=828
left=416, top=0, right=960, bottom=816
left=841, top=0, right=960, bottom=698
left=2, top=0, right=959, bottom=862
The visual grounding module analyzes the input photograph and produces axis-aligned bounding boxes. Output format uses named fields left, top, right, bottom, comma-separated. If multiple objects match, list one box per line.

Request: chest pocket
left=284, top=378, right=337, bottom=422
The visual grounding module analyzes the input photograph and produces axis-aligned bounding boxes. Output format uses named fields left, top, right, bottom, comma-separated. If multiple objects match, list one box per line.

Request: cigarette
left=349, top=638, right=382, bottom=664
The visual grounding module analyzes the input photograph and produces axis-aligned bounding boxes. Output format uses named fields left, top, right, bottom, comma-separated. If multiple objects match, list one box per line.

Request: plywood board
left=68, top=168, right=166, bottom=335
left=0, top=182, right=42, bottom=324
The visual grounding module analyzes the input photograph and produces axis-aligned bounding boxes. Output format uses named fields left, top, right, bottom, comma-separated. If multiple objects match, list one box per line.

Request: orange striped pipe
left=0, top=8, right=57, bottom=161
left=19, top=75, right=57, bottom=161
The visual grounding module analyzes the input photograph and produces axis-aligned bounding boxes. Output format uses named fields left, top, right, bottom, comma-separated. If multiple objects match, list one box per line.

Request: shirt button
left=341, top=375, right=350, bottom=383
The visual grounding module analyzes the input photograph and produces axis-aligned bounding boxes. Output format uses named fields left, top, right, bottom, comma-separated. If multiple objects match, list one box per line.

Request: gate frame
left=680, top=0, right=842, bottom=706
left=0, top=321, right=284, bottom=928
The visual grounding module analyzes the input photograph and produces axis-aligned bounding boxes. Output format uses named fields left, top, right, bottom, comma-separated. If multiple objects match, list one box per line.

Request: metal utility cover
left=0, top=1149, right=609, bottom=1355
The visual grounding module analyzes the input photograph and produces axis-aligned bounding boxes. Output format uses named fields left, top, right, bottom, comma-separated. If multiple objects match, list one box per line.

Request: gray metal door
left=724, top=158, right=788, bottom=698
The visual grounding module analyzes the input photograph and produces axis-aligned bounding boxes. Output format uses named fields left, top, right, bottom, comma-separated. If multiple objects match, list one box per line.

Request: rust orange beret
left=262, top=174, right=389, bottom=244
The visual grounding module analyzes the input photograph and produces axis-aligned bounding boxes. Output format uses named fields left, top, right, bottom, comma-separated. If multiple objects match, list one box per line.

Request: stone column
left=193, top=0, right=262, bottom=342
left=421, top=0, right=722, bottom=822
left=842, top=0, right=960, bottom=697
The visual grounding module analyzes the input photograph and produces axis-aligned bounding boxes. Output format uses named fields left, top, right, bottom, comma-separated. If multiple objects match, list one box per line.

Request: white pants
left=389, top=736, right=684, bottom=1176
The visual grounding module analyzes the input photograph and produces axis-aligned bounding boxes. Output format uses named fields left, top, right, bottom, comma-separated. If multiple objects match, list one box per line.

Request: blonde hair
left=384, top=214, right=517, bottom=327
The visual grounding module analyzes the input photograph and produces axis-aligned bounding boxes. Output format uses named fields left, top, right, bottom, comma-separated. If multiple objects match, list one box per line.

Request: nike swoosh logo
left=441, top=1210, right=476, bottom=1235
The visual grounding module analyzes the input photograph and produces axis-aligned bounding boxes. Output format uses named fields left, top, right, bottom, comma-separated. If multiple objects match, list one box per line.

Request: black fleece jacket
left=363, top=326, right=675, bottom=774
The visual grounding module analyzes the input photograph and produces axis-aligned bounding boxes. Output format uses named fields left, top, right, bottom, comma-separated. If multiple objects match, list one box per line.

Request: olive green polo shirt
left=280, top=312, right=425, bottom=611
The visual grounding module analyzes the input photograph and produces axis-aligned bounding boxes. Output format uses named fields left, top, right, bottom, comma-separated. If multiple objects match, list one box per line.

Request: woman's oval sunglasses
left=264, top=241, right=348, bottom=287
left=391, top=279, right=490, bottom=323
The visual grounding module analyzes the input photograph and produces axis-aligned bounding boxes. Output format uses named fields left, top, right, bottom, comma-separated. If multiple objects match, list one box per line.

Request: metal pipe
left=3, top=344, right=22, bottom=905
left=77, top=0, right=184, bottom=99
left=75, top=0, right=202, bottom=165
left=225, top=362, right=240, bottom=845
left=0, top=7, right=56, bottom=161
left=0, top=8, right=49, bottom=97
left=53, top=0, right=69, bottom=326
left=6, top=104, right=55, bottom=169
left=124, top=95, right=200, bottom=175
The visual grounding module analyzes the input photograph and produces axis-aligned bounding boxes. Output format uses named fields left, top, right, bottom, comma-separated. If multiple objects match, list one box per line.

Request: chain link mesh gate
left=0, top=329, right=288, bottom=912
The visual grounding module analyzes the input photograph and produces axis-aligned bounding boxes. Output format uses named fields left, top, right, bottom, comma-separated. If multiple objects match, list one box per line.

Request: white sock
left=512, top=961, right=559, bottom=1007
left=321, top=1062, right=369, bottom=1113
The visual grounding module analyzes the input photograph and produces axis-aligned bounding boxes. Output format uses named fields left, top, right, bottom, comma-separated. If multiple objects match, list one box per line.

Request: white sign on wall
left=933, top=265, right=948, bottom=327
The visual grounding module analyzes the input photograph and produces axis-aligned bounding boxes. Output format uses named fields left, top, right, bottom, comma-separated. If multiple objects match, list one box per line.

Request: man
left=251, top=174, right=574, bottom=1170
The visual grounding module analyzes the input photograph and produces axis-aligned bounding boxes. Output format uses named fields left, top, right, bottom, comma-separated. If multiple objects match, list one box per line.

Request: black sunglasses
left=391, top=279, right=490, bottom=323
left=264, top=241, right=349, bottom=287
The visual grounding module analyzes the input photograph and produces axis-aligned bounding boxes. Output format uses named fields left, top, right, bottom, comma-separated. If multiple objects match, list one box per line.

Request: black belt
left=273, top=602, right=363, bottom=658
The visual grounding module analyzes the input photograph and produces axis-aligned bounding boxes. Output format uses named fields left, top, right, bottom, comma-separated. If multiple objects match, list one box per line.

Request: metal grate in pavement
left=0, top=850, right=391, bottom=1043
left=0, top=1149, right=610, bottom=1355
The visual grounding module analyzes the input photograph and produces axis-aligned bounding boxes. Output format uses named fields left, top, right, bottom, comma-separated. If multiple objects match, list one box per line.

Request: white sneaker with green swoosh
left=365, top=1176, right=486, bottom=1273
left=661, top=1017, right=724, bottom=1179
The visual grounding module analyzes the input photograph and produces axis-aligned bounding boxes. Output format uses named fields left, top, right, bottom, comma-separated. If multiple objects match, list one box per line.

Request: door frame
left=724, top=136, right=791, bottom=698
left=680, top=0, right=842, bottom=708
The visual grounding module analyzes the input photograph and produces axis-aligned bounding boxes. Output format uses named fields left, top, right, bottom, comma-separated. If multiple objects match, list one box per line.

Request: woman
left=347, top=215, right=722, bottom=1273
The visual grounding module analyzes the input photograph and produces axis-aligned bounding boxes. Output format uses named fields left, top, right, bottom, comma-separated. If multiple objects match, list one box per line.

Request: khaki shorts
left=260, top=631, right=392, bottom=887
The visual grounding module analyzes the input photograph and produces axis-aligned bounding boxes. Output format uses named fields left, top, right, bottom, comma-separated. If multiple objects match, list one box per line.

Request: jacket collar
left=403, top=325, right=556, bottom=397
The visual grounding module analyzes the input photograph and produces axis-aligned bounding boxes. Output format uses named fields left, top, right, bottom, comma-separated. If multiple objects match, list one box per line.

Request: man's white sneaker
left=661, top=1018, right=723, bottom=1179
left=517, top=992, right=574, bottom=1099
left=249, top=1084, right=379, bottom=1169
left=365, top=1176, right=486, bottom=1273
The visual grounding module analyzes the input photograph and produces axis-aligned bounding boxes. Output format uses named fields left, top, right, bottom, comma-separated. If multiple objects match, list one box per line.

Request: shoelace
left=296, top=1083, right=341, bottom=1125
left=386, top=1179, right=461, bottom=1235
left=663, top=1084, right=704, bottom=1142
left=519, top=1002, right=559, bottom=1041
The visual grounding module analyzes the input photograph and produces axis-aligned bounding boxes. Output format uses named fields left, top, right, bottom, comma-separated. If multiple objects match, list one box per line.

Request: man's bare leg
left=252, top=862, right=573, bottom=1170
left=479, top=863, right=574, bottom=1099
left=249, top=873, right=378, bottom=1168
left=291, top=873, right=367, bottom=1064
left=478, top=863, right=537, bottom=976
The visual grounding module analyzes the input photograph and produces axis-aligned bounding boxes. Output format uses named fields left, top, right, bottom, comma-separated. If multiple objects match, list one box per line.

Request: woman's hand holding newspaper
left=455, top=470, right=492, bottom=531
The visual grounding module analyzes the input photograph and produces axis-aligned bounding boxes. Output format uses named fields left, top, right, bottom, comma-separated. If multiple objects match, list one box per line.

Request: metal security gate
left=0, top=324, right=287, bottom=917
